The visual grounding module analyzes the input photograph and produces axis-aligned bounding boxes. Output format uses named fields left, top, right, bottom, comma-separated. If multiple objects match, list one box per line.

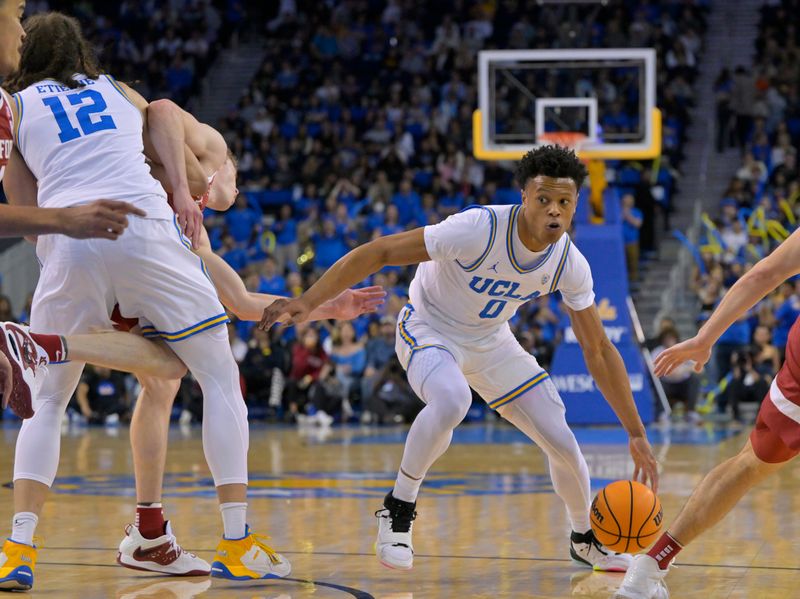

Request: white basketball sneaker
left=614, top=554, right=670, bottom=598
left=569, top=529, right=632, bottom=572
left=117, top=522, right=210, bottom=576
left=375, top=492, right=416, bottom=570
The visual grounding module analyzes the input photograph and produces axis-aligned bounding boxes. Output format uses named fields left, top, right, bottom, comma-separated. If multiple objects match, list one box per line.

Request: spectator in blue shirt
left=225, top=194, right=261, bottom=244
left=328, top=321, right=367, bottom=414
left=360, top=316, right=398, bottom=422
left=273, top=203, right=299, bottom=273
left=380, top=204, right=404, bottom=236
left=773, top=281, right=800, bottom=352
left=621, top=193, right=643, bottom=282
left=313, top=219, right=349, bottom=273
left=258, top=257, right=288, bottom=296
left=391, top=180, right=423, bottom=226
left=220, top=234, right=249, bottom=272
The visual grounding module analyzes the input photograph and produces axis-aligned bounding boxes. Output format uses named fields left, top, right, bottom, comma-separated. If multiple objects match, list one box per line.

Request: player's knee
left=423, top=375, right=472, bottom=427
left=138, top=376, right=181, bottom=410
left=161, top=358, right=188, bottom=380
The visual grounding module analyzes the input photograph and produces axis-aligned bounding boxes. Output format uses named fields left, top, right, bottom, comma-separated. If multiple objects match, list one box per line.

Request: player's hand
left=0, top=353, right=12, bottom=409
left=171, top=189, right=203, bottom=249
left=259, top=297, right=312, bottom=330
left=324, top=286, right=387, bottom=320
left=62, top=200, right=147, bottom=240
left=629, top=435, right=659, bottom=493
left=653, top=336, right=711, bottom=376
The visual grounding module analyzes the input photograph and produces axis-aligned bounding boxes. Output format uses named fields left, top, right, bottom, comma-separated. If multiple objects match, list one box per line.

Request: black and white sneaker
left=570, top=529, right=632, bottom=572
left=375, top=492, right=416, bottom=570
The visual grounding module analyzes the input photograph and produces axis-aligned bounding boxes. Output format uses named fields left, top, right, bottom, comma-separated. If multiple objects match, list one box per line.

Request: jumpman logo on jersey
left=487, top=261, right=499, bottom=273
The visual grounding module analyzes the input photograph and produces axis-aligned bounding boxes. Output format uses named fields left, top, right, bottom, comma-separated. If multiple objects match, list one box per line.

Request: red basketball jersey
left=0, top=91, right=14, bottom=180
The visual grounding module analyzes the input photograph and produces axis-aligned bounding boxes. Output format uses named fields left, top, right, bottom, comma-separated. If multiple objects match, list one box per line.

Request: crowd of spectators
left=2, top=1, right=708, bottom=426
left=29, top=0, right=246, bottom=106
left=681, top=0, right=800, bottom=423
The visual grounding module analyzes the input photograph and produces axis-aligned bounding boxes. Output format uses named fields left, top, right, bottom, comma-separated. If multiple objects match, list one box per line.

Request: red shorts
left=110, top=303, right=140, bottom=332
left=750, top=318, right=800, bottom=463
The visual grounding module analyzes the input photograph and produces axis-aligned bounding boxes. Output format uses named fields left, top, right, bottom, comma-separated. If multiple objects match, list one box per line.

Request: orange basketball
left=590, top=480, right=663, bottom=553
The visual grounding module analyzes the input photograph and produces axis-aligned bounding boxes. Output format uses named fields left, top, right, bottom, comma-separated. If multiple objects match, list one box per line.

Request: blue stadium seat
left=495, top=187, right=521, bottom=204
left=246, top=190, right=293, bottom=207
left=412, top=170, right=433, bottom=189
left=617, top=166, right=641, bottom=186
left=279, top=122, right=299, bottom=139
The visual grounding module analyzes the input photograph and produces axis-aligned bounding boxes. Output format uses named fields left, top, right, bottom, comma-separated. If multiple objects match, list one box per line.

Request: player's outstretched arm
left=655, top=228, right=800, bottom=377
left=569, top=304, right=659, bottom=491
left=194, top=228, right=386, bottom=321
left=259, top=228, right=430, bottom=328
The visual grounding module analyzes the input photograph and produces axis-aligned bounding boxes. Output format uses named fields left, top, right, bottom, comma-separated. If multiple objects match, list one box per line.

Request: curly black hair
left=514, top=145, right=588, bottom=189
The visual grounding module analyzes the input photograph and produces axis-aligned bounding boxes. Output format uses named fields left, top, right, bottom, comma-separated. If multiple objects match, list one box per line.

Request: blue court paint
left=326, top=424, right=741, bottom=446
left=38, top=471, right=628, bottom=499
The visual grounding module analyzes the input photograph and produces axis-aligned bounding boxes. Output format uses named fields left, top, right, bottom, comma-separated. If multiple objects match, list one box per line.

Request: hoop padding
left=472, top=108, right=662, bottom=162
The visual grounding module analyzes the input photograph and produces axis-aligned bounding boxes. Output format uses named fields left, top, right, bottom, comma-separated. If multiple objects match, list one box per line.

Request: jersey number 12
left=43, top=89, right=117, bottom=143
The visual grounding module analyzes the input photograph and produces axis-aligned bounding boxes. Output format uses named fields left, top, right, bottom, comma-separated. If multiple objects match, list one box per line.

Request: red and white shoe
left=117, top=522, right=210, bottom=576
left=0, top=322, right=49, bottom=419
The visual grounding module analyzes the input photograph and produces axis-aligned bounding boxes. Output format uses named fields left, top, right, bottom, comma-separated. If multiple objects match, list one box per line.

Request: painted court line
left=39, top=549, right=800, bottom=572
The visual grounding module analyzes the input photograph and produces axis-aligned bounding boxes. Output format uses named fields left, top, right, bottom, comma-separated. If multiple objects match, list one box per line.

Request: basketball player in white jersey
left=0, top=12, right=289, bottom=590
left=0, top=0, right=176, bottom=465
left=260, top=145, right=659, bottom=572
left=0, top=0, right=145, bottom=240
left=0, top=86, right=384, bottom=584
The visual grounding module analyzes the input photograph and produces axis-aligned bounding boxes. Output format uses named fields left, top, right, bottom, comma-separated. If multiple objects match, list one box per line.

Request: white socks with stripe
left=10, top=512, right=38, bottom=546
left=220, top=502, right=247, bottom=539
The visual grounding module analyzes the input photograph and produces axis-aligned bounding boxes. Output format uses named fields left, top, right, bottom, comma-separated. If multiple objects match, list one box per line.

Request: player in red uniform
left=615, top=227, right=800, bottom=598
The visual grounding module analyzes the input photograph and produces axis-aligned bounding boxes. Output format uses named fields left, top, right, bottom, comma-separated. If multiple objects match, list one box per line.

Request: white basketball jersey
left=13, top=74, right=171, bottom=218
left=409, top=204, right=595, bottom=344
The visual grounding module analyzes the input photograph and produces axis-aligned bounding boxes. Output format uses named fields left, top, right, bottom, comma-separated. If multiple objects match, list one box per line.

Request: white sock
left=10, top=512, right=38, bottom=546
left=219, top=502, right=247, bottom=539
left=392, top=469, right=423, bottom=503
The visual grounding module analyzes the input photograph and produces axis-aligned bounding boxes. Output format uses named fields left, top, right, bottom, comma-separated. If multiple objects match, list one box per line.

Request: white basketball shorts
left=30, top=215, right=227, bottom=340
left=394, top=303, right=550, bottom=410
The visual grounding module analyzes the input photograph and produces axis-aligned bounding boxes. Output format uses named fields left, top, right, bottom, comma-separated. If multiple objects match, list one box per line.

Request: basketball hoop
left=537, top=131, right=588, bottom=153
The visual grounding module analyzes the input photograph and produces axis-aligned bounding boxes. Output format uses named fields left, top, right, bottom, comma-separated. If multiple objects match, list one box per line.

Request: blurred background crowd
left=6, top=0, right=762, bottom=429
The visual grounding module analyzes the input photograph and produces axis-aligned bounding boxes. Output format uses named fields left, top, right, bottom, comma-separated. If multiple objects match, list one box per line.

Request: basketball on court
left=590, top=480, right=663, bottom=553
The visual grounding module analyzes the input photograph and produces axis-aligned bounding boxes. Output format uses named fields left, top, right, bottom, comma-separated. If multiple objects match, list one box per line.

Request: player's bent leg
left=496, top=379, right=630, bottom=572
left=376, top=348, right=472, bottom=571
left=3, top=362, right=85, bottom=592
left=615, top=438, right=792, bottom=599
left=166, top=325, right=290, bottom=580
left=67, top=332, right=188, bottom=380
left=117, top=376, right=211, bottom=576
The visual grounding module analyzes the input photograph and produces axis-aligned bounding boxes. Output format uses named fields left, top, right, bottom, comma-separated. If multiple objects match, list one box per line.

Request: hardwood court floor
left=0, top=421, right=797, bottom=598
